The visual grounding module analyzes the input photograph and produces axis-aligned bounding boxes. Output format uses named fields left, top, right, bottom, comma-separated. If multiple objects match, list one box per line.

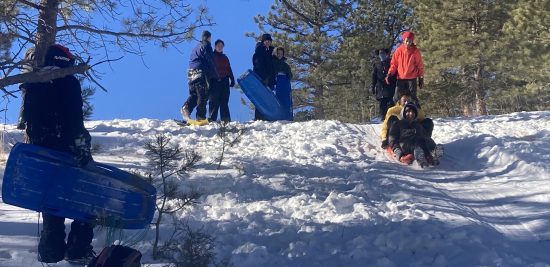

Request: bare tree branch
left=57, top=24, right=194, bottom=40
left=16, top=0, right=43, bottom=10
left=0, top=64, right=90, bottom=89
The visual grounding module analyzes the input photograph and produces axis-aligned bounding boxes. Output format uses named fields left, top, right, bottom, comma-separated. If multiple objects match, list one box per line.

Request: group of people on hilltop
left=181, top=31, right=293, bottom=122
left=181, top=30, right=235, bottom=123
left=373, top=31, right=442, bottom=167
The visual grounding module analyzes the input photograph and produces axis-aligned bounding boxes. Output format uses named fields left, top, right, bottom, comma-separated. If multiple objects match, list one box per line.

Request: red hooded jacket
left=387, top=44, right=424, bottom=80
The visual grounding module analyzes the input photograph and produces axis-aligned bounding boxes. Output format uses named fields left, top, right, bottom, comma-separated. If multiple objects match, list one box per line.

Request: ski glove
left=71, top=132, right=93, bottom=167
left=418, top=77, right=424, bottom=89
left=381, top=140, right=389, bottom=149
left=230, top=78, right=235, bottom=87
left=392, top=146, right=403, bottom=160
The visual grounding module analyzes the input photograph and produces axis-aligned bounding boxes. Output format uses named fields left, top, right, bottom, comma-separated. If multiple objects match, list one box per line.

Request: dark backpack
left=87, top=245, right=141, bottom=267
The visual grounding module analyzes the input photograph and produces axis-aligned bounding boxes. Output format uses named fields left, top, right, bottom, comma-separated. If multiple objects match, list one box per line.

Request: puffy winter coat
left=189, top=40, right=217, bottom=80
left=213, top=51, right=234, bottom=82
left=388, top=118, right=431, bottom=154
left=23, top=72, right=89, bottom=152
left=252, top=42, right=275, bottom=86
left=272, top=56, right=293, bottom=80
left=372, top=58, right=395, bottom=99
left=380, top=103, right=426, bottom=141
left=387, top=44, right=424, bottom=80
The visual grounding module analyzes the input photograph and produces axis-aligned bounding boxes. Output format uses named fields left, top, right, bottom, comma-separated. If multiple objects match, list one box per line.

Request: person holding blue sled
left=252, top=33, right=275, bottom=120
left=23, top=44, right=95, bottom=263
left=272, top=46, right=294, bottom=121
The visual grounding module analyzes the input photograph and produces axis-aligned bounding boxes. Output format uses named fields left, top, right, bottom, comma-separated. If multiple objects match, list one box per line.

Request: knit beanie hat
left=401, top=102, right=418, bottom=119
left=261, top=33, right=273, bottom=42
left=402, top=31, right=415, bottom=42
left=44, top=44, right=75, bottom=68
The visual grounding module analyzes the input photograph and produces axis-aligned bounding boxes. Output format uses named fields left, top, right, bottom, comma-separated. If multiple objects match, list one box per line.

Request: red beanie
left=402, top=31, right=415, bottom=41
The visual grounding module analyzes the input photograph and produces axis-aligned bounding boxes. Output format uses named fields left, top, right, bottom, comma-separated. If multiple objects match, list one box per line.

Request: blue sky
left=4, top=0, right=272, bottom=124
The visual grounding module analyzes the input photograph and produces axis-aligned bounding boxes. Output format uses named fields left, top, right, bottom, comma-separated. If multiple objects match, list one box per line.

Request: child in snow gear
left=24, top=44, right=94, bottom=263
left=272, top=47, right=294, bottom=120
left=182, top=30, right=218, bottom=122
left=380, top=92, right=432, bottom=149
left=252, top=33, right=275, bottom=120
left=87, top=245, right=141, bottom=267
left=209, top=39, right=235, bottom=122
left=388, top=102, right=440, bottom=167
left=385, top=31, right=425, bottom=106
left=372, top=48, right=395, bottom=119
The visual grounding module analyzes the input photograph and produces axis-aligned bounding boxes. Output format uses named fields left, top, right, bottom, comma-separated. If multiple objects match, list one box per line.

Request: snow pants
left=183, top=77, right=209, bottom=120
left=209, top=77, right=231, bottom=122
left=394, top=78, right=419, bottom=107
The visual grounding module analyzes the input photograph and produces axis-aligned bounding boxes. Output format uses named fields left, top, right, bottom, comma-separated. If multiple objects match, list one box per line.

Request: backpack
left=87, top=245, right=142, bottom=267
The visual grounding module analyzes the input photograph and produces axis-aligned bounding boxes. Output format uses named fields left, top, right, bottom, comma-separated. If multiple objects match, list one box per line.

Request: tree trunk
left=35, top=0, right=60, bottom=66
left=473, top=65, right=488, bottom=116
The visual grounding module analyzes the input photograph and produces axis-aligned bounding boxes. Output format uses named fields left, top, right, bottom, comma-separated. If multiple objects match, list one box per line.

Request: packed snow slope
left=1, top=111, right=550, bottom=267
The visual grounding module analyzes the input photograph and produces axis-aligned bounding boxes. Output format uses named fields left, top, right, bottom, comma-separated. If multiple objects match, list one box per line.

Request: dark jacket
left=388, top=119, right=431, bottom=154
left=23, top=73, right=89, bottom=152
left=213, top=51, right=235, bottom=83
left=252, top=42, right=275, bottom=86
left=372, top=58, right=395, bottom=99
left=273, top=56, right=293, bottom=80
left=189, top=40, right=217, bottom=80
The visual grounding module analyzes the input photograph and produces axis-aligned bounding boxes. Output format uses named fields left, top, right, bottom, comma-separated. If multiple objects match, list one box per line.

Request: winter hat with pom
left=44, top=44, right=75, bottom=68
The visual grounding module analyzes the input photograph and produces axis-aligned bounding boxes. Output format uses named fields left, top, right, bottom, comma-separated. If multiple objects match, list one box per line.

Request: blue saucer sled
left=238, top=70, right=289, bottom=121
left=1, top=143, right=156, bottom=229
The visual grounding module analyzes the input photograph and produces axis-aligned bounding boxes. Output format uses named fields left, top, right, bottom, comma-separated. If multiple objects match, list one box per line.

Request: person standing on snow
left=209, top=39, right=235, bottom=122
left=181, top=30, right=218, bottom=121
left=385, top=31, right=425, bottom=106
left=388, top=102, right=440, bottom=167
left=372, top=48, right=395, bottom=120
left=23, top=44, right=94, bottom=263
left=380, top=91, right=432, bottom=149
left=252, top=33, right=275, bottom=120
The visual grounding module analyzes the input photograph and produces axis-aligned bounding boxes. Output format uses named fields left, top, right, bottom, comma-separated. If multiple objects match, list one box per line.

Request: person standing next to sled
left=272, top=46, right=294, bottom=120
left=24, top=44, right=94, bottom=263
left=209, top=39, right=235, bottom=122
left=380, top=92, right=432, bottom=149
left=385, top=31, right=424, bottom=106
left=372, top=48, right=395, bottom=120
left=252, top=33, right=275, bottom=120
left=181, top=30, right=218, bottom=121
left=388, top=102, right=439, bottom=167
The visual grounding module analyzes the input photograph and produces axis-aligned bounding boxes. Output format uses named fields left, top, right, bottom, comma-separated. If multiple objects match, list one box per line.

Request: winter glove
left=71, top=132, right=93, bottom=167
left=230, top=78, right=235, bottom=87
left=381, top=140, right=389, bottom=149
left=418, top=77, right=424, bottom=89
left=392, top=146, right=403, bottom=160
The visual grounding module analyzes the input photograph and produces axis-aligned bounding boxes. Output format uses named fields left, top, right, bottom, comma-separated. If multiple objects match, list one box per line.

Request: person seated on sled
left=380, top=91, right=432, bottom=149
left=23, top=44, right=95, bottom=263
left=388, top=102, right=439, bottom=166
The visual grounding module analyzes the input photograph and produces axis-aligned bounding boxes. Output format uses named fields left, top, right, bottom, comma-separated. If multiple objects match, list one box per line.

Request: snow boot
left=414, top=147, right=429, bottom=168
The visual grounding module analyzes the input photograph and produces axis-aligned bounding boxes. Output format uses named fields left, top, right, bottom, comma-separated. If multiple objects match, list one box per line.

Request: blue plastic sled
left=237, top=70, right=287, bottom=121
left=275, top=74, right=293, bottom=121
left=1, top=143, right=156, bottom=229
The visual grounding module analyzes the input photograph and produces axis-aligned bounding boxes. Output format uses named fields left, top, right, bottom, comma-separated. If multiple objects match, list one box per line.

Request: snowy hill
left=1, top=111, right=549, bottom=267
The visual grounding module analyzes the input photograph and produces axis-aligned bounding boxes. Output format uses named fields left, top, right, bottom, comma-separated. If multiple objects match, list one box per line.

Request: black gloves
left=230, top=78, right=235, bottom=87
left=71, top=132, right=93, bottom=167
left=418, top=77, right=424, bottom=89
left=381, top=140, right=389, bottom=149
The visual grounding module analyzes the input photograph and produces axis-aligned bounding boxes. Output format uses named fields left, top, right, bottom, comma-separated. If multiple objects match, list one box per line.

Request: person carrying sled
left=252, top=33, right=275, bottom=120
left=209, top=39, right=235, bottom=122
left=388, top=102, right=441, bottom=167
left=181, top=30, right=218, bottom=122
left=372, top=48, right=395, bottom=120
left=272, top=46, right=294, bottom=120
left=385, top=31, right=424, bottom=106
left=23, top=44, right=94, bottom=263
left=380, top=91, right=432, bottom=149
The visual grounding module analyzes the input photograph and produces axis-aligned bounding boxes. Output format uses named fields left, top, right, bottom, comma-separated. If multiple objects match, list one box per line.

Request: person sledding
left=387, top=102, right=442, bottom=167
left=380, top=91, right=432, bottom=149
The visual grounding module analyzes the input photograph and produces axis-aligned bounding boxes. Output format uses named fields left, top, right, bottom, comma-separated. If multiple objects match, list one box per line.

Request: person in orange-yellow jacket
left=385, top=31, right=424, bottom=107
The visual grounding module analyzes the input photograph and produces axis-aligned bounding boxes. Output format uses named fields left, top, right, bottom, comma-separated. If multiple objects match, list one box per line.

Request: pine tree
left=413, top=0, right=516, bottom=116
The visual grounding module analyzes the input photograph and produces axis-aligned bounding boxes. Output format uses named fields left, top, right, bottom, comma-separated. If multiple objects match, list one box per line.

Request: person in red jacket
left=385, top=31, right=424, bottom=106
left=209, top=39, right=235, bottom=122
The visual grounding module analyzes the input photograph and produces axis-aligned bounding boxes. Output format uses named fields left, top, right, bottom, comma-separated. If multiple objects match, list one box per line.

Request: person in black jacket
left=252, top=33, right=275, bottom=120
left=181, top=30, right=218, bottom=121
left=372, top=48, right=395, bottom=120
left=209, top=39, right=235, bottom=122
left=24, top=44, right=94, bottom=263
left=388, top=102, right=440, bottom=167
